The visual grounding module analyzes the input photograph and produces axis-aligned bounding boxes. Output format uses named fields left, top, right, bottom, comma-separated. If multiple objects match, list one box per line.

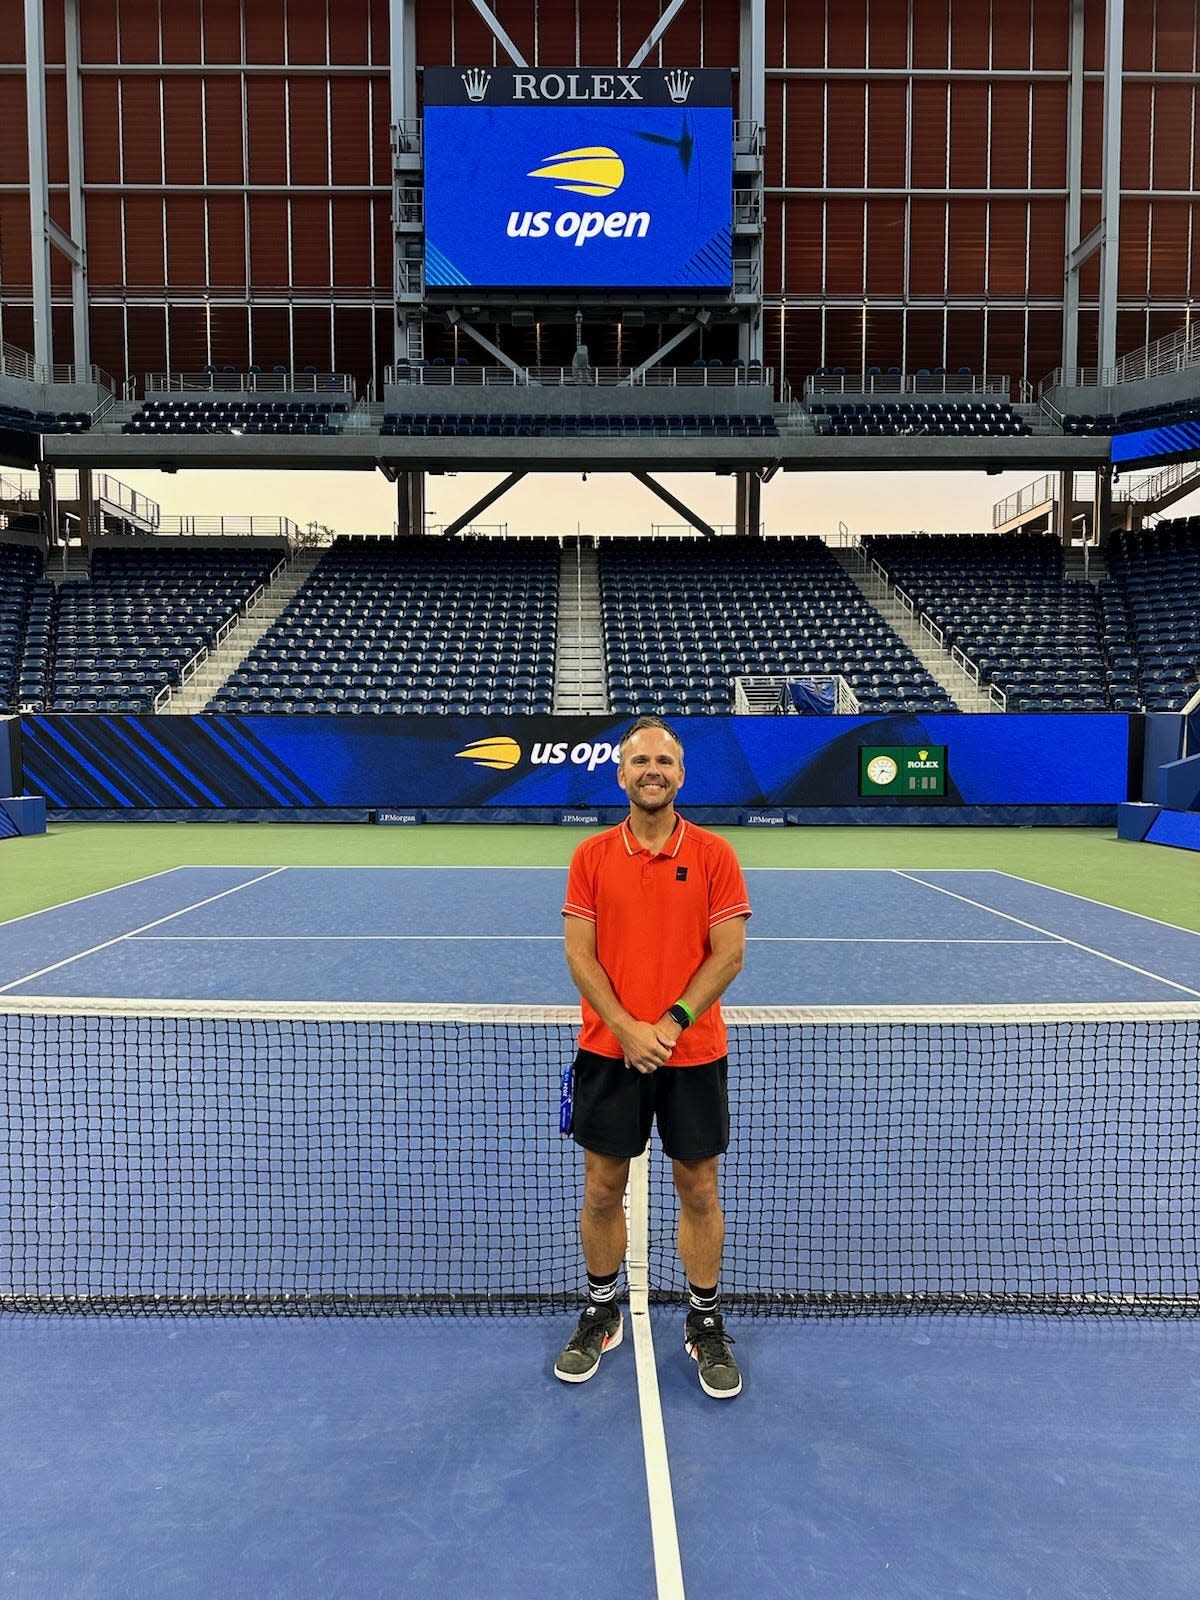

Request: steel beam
left=468, top=0, right=528, bottom=67
left=443, top=472, right=527, bottom=538
left=621, top=317, right=707, bottom=386
left=627, top=0, right=691, bottom=69
left=633, top=472, right=717, bottom=538
left=445, top=312, right=531, bottom=381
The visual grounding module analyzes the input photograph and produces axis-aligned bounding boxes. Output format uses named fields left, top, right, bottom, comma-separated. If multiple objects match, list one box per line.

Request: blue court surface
left=1, top=863, right=1199, bottom=1004
left=4, top=866, right=1200, bottom=1599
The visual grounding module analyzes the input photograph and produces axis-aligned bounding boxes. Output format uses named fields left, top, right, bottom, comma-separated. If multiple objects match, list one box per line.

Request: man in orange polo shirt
left=555, top=715, right=751, bottom=1399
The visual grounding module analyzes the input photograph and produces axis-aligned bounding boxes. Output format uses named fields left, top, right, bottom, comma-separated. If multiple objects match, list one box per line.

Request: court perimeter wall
left=17, top=713, right=1136, bottom=826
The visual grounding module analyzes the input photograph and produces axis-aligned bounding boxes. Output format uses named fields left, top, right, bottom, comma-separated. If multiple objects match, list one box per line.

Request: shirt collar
left=621, top=815, right=686, bottom=858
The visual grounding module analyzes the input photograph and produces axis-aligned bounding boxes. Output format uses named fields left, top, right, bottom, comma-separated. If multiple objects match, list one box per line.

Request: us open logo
left=506, top=144, right=650, bottom=247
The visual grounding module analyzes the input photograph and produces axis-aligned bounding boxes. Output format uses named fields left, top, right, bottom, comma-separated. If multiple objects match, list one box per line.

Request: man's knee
left=583, top=1152, right=630, bottom=1215
left=672, top=1157, right=721, bottom=1215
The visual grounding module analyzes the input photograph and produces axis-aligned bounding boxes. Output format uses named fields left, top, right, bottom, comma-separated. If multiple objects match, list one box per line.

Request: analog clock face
left=866, top=755, right=898, bottom=786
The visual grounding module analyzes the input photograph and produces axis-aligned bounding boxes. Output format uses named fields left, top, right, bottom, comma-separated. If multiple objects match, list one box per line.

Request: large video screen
left=423, top=67, right=732, bottom=292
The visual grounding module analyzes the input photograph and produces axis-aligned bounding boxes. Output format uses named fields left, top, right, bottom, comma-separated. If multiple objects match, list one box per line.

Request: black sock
left=688, top=1281, right=719, bottom=1315
left=587, top=1268, right=620, bottom=1306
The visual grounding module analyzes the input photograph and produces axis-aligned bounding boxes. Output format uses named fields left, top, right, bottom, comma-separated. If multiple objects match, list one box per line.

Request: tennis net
left=3, top=999, right=1199, bottom=1316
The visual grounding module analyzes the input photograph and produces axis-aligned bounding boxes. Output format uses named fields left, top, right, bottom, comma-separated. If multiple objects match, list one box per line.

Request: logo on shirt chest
left=676, top=866, right=688, bottom=881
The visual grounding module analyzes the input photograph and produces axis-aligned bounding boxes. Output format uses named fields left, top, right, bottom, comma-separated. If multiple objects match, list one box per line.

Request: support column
left=37, top=462, right=59, bottom=547
left=64, top=0, right=90, bottom=372
left=1053, top=468, right=1073, bottom=542
left=25, top=0, right=53, bottom=369
left=390, top=0, right=421, bottom=368
left=737, top=0, right=766, bottom=366
left=78, top=466, right=96, bottom=547
left=735, top=471, right=761, bottom=538
left=396, top=470, right=425, bottom=536
left=1092, top=464, right=1113, bottom=550
left=1097, top=0, right=1124, bottom=375
left=1061, top=0, right=1086, bottom=376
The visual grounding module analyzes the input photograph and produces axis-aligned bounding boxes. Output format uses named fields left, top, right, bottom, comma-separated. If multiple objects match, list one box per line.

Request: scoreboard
left=859, top=745, right=948, bottom=797
left=422, top=67, right=733, bottom=292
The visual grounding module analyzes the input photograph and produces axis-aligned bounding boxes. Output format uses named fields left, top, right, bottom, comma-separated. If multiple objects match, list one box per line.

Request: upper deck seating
left=123, top=399, right=349, bottom=436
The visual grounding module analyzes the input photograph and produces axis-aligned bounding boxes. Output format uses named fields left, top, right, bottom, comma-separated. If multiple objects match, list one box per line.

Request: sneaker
left=554, top=1302, right=624, bottom=1383
left=685, top=1310, right=741, bottom=1399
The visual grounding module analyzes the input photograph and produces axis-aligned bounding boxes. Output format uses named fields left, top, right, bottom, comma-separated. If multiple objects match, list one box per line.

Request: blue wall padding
left=1145, top=808, right=1200, bottom=853
left=1117, top=802, right=1159, bottom=841
left=0, top=795, right=46, bottom=836
left=1155, top=753, right=1200, bottom=811
left=1142, top=713, right=1185, bottom=800
left=0, top=716, right=16, bottom=795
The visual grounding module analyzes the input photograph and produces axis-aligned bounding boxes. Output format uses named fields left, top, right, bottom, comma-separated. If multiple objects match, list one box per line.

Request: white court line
left=0, top=865, right=191, bottom=929
left=988, top=869, right=1200, bottom=938
left=892, top=870, right=1200, bottom=999
left=131, top=933, right=1053, bottom=944
left=0, top=869, right=288, bottom=995
left=625, top=1152, right=685, bottom=1600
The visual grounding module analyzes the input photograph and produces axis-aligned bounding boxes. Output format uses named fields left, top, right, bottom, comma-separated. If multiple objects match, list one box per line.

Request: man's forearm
left=566, top=946, right=637, bottom=1038
left=668, top=945, right=745, bottom=1026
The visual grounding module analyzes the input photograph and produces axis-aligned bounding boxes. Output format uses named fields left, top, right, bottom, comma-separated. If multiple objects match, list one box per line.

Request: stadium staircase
left=831, top=544, right=998, bottom=711
left=552, top=539, right=608, bottom=713
left=165, top=547, right=323, bottom=712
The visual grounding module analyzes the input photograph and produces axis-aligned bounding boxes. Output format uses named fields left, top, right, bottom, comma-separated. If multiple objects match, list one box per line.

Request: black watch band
left=667, top=1003, right=693, bottom=1030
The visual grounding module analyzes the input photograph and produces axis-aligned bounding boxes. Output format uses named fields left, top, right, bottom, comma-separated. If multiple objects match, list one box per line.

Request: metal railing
left=385, top=363, right=773, bottom=388
left=93, top=474, right=160, bottom=529
left=145, top=372, right=355, bottom=395
left=0, top=341, right=115, bottom=392
left=805, top=372, right=1011, bottom=399
left=1041, top=320, right=1200, bottom=394
left=391, top=119, right=422, bottom=156
left=733, top=120, right=763, bottom=158
left=733, top=674, right=860, bottom=715
left=1114, top=458, right=1200, bottom=505
left=993, top=475, right=1057, bottom=528
left=154, top=516, right=300, bottom=540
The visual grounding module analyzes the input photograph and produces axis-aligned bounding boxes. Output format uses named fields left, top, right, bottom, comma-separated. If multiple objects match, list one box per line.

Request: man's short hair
left=617, top=715, right=684, bottom=762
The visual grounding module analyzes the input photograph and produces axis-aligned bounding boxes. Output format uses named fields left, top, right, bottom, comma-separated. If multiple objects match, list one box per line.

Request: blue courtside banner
left=19, top=714, right=1132, bottom=812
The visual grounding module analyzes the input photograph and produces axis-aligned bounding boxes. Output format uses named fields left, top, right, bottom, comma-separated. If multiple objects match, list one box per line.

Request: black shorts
left=569, top=1049, right=730, bottom=1162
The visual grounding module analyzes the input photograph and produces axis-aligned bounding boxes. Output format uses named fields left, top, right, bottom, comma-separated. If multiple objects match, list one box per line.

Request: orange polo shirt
left=562, top=814, right=751, bottom=1067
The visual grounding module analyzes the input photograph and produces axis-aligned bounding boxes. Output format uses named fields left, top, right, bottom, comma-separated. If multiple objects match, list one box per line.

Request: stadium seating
left=0, top=401, right=91, bottom=436
left=809, top=401, right=1030, bottom=437
left=1062, top=396, right=1200, bottom=437
left=379, top=412, right=776, bottom=438
left=1102, top=518, right=1200, bottom=711
left=123, top=399, right=350, bottom=436
left=210, top=535, right=559, bottom=714
left=599, top=538, right=954, bottom=714
left=0, top=542, right=44, bottom=709
left=47, top=547, right=281, bottom=713
left=862, top=532, right=1114, bottom=710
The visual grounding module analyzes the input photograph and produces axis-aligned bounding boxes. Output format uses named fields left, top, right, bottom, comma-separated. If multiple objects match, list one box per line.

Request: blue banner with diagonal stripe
left=19, top=713, right=1133, bottom=811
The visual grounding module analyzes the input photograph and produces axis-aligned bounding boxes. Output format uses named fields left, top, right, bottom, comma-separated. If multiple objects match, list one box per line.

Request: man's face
left=617, top=728, right=684, bottom=814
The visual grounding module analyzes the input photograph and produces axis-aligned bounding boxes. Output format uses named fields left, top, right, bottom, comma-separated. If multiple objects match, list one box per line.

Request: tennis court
left=4, top=856, right=1200, bottom=1598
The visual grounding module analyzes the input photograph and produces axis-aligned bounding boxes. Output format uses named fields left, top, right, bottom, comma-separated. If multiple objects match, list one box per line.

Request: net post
left=625, top=1150, right=651, bottom=1311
